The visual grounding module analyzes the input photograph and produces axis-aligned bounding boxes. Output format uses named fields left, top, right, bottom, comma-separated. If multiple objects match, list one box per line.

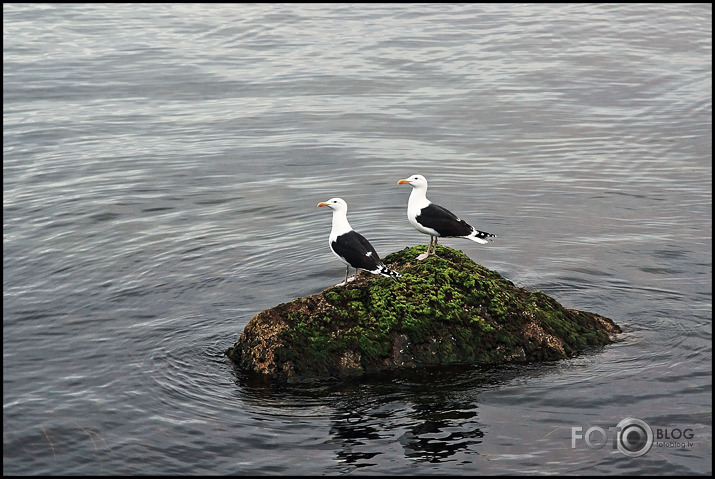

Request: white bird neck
left=330, top=208, right=353, bottom=236
left=408, top=183, right=430, bottom=209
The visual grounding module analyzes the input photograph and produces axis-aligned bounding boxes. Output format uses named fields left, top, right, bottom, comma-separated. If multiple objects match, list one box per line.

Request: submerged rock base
left=226, top=246, right=621, bottom=383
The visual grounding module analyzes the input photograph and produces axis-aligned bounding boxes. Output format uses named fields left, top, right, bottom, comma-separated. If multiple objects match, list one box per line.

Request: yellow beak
left=397, top=179, right=410, bottom=185
left=317, top=201, right=329, bottom=207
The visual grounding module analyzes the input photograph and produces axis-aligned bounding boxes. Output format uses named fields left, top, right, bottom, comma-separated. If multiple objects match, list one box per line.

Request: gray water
left=3, top=3, right=711, bottom=475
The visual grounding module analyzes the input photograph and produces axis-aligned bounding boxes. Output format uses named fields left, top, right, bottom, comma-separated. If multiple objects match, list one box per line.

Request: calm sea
left=3, top=3, right=711, bottom=475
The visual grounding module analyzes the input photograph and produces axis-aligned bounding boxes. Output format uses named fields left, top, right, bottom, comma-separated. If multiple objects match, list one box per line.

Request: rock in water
left=226, top=246, right=621, bottom=383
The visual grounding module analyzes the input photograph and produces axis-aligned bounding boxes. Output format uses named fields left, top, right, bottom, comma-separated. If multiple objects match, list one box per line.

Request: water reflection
left=233, top=361, right=560, bottom=468
left=398, top=404, right=484, bottom=464
left=330, top=411, right=384, bottom=468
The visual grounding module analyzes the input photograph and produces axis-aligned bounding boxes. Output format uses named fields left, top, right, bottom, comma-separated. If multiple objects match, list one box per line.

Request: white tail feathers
left=376, top=264, right=401, bottom=279
left=467, top=228, right=497, bottom=244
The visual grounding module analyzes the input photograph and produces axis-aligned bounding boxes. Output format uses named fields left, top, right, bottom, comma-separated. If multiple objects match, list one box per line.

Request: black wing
left=332, top=230, right=384, bottom=271
left=416, top=203, right=474, bottom=237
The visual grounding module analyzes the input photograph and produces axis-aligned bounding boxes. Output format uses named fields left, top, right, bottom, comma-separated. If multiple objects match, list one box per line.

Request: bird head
left=317, top=197, right=348, bottom=212
left=397, top=174, right=428, bottom=188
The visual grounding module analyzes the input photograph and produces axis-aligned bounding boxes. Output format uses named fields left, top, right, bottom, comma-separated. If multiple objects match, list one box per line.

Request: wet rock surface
left=226, top=246, right=622, bottom=383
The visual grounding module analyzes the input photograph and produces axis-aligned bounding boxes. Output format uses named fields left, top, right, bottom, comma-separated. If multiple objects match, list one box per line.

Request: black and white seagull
left=397, top=174, right=496, bottom=260
left=318, top=197, right=401, bottom=286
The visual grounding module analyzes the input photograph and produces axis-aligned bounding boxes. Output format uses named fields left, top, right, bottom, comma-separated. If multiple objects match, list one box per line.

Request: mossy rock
left=226, top=245, right=622, bottom=383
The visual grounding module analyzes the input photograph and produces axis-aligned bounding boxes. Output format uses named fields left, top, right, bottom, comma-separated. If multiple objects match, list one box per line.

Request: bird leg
left=336, top=265, right=350, bottom=286
left=417, top=236, right=435, bottom=261
left=347, top=268, right=359, bottom=283
left=337, top=266, right=361, bottom=286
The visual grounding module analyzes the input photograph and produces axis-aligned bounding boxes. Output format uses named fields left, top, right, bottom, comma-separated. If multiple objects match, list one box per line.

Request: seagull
left=318, top=197, right=401, bottom=286
left=397, top=174, right=496, bottom=260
